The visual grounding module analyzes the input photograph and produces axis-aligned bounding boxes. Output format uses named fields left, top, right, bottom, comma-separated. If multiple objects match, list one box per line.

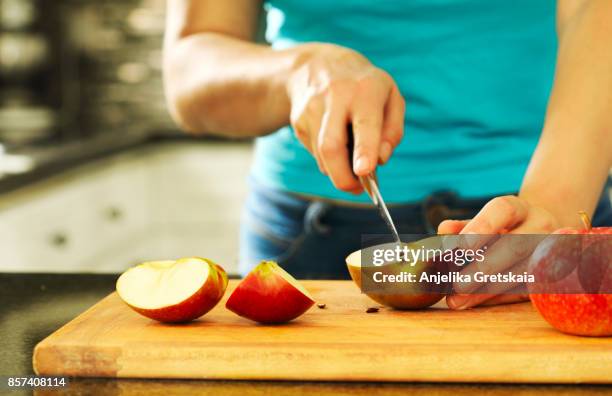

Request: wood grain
left=33, top=281, right=612, bottom=383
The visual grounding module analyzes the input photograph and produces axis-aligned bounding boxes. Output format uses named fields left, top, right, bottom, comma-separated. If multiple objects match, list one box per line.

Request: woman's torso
left=252, top=0, right=558, bottom=203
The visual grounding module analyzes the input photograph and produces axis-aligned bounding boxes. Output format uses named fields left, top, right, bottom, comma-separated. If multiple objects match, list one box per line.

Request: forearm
left=164, top=34, right=306, bottom=137
left=520, top=0, right=612, bottom=227
left=520, top=130, right=610, bottom=228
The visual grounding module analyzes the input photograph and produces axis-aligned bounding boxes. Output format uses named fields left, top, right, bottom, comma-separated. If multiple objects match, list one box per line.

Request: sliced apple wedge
left=226, top=261, right=315, bottom=324
left=116, top=257, right=228, bottom=323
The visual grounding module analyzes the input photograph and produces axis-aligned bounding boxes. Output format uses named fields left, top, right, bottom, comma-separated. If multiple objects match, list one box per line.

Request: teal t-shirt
left=252, top=0, right=558, bottom=203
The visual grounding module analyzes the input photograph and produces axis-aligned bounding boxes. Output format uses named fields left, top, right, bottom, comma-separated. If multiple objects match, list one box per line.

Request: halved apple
left=346, top=239, right=447, bottom=309
left=226, top=261, right=315, bottom=324
left=116, top=257, right=228, bottom=323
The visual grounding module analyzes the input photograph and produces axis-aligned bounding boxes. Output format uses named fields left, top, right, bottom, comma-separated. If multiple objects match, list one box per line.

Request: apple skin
left=528, top=223, right=612, bottom=337
left=226, top=261, right=315, bottom=324
left=346, top=239, right=448, bottom=310
left=346, top=261, right=445, bottom=310
left=530, top=294, right=612, bottom=337
left=119, top=258, right=228, bottom=323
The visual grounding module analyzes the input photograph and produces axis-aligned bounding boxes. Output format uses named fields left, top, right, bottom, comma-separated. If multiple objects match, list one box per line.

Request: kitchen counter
left=0, top=133, right=246, bottom=194
left=1, top=273, right=610, bottom=395
left=0, top=140, right=252, bottom=274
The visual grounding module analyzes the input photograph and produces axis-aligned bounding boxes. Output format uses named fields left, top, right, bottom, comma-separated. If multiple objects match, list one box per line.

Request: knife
left=347, top=125, right=401, bottom=243
left=358, top=173, right=401, bottom=243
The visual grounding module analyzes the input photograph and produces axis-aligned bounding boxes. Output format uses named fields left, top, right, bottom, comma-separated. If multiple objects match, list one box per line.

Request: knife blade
left=359, top=173, right=401, bottom=243
left=347, top=124, right=401, bottom=243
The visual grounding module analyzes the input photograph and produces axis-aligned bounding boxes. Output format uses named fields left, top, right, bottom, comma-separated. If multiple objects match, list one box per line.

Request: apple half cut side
left=226, top=261, right=315, bottom=324
left=116, top=257, right=228, bottom=323
left=346, top=243, right=446, bottom=310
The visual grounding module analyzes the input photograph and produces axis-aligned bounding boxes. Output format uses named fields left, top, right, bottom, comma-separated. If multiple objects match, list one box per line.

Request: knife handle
left=346, top=124, right=377, bottom=198
left=347, top=124, right=378, bottom=178
left=346, top=123, right=357, bottom=177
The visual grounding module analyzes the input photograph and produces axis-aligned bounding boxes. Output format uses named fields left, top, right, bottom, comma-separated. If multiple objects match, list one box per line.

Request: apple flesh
left=346, top=238, right=447, bottom=310
left=116, top=257, right=228, bottom=323
left=528, top=212, right=612, bottom=336
left=226, top=261, right=315, bottom=324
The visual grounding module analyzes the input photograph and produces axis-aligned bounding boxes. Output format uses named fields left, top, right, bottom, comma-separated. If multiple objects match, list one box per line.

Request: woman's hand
left=286, top=44, right=406, bottom=193
left=165, top=3, right=405, bottom=185
left=438, top=0, right=612, bottom=311
left=438, top=195, right=561, bottom=310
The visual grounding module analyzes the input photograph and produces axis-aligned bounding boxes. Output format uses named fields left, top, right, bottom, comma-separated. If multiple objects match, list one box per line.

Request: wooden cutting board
left=33, top=280, right=612, bottom=383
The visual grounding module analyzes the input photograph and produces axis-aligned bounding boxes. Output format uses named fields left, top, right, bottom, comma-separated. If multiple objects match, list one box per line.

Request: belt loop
left=304, top=201, right=332, bottom=235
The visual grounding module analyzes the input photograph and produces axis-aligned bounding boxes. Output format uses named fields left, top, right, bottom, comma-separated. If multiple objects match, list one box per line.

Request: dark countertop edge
left=0, top=131, right=252, bottom=194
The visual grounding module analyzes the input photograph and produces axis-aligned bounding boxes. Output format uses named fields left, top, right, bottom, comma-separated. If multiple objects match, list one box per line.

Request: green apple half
left=116, top=257, right=228, bottom=323
left=346, top=238, right=448, bottom=309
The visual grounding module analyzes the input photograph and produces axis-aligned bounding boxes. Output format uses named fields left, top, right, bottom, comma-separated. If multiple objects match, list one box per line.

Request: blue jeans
left=239, top=178, right=612, bottom=279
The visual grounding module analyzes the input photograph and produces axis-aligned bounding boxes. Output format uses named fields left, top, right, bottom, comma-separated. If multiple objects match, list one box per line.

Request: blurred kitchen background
left=0, top=0, right=251, bottom=274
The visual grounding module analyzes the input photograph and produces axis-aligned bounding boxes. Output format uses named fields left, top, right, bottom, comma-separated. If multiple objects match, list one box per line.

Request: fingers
left=446, top=293, right=494, bottom=310
left=447, top=259, right=530, bottom=309
left=458, top=196, right=528, bottom=251
left=318, top=103, right=361, bottom=192
left=290, top=93, right=325, bottom=171
left=350, top=80, right=386, bottom=176
left=453, top=236, right=542, bottom=294
left=447, top=284, right=529, bottom=310
left=443, top=197, right=556, bottom=310
left=460, top=196, right=528, bottom=235
left=447, top=285, right=529, bottom=310
left=509, top=206, right=558, bottom=234
left=291, top=64, right=405, bottom=192
left=438, top=219, right=470, bottom=235
left=480, top=292, right=529, bottom=307
left=447, top=291, right=529, bottom=310
left=379, top=85, right=405, bottom=164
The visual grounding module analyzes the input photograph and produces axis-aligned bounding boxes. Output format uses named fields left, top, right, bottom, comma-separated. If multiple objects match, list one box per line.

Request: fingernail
left=441, top=234, right=459, bottom=250
left=354, top=157, right=370, bottom=175
left=378, top=142, right=393, bottom=164
left=460, top=233, right=480, bottom=249
left=448, top=295, right=472, bottom=310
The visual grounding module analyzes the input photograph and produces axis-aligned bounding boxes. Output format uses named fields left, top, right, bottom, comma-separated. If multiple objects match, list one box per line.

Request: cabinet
left=0, top=141, right=252, bottom=274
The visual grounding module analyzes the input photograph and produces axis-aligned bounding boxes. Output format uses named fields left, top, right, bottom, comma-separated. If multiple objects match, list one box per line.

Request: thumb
left=438, top=219, right=470, bottom=235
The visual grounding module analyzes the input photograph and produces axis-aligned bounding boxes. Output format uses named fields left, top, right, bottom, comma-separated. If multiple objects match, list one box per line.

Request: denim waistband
left=247, top=178, right=509, bottom=234
left=247, top=176, right=612, bottom=237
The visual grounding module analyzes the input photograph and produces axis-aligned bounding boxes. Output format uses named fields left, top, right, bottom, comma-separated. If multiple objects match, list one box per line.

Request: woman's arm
left=520, top=0, right=612, bottom=228
left=164, top=0, right=405, bottom=192
left=439, top=0, right=612, bottom=309
left=163, top=0, right=293, bottom=137
left=441, top=0, right=612, bottom=236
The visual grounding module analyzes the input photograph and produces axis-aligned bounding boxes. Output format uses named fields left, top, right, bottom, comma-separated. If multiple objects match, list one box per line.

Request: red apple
left=528, top=212, right=612, bottom=336
left=226, top=261, right=315, bottom=324
left=116, top=257, right=228, bottom=323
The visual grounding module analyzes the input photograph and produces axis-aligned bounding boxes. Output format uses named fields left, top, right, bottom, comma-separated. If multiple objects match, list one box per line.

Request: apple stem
left=578, top=211, right=592, bottom=231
